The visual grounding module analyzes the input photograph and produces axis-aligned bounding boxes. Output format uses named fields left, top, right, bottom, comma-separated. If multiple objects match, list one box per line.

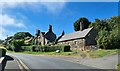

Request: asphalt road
left=7, top=53, right=96, bottom=70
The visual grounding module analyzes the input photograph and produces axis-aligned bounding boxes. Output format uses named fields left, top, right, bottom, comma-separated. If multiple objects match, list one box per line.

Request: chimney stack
left=80, top=21, right=84, bottom=31
left=49, top=25, right=52, bottom=32
left=36, top=29, right=40, bottom=37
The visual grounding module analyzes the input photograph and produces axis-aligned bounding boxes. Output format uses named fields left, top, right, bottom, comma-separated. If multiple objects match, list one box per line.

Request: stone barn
left=58, top=22, right=97, bottom=50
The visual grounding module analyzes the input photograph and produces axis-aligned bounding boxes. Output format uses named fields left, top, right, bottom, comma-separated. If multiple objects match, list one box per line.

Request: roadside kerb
left=0, top=56, right=5, bottom=71
left=12, top=56, right=31, bottom=71
left=0, top=57, right=5, bottom=63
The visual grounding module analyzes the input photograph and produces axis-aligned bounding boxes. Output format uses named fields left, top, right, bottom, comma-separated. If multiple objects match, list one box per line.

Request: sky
left=0, top=0, right=119, bottom=40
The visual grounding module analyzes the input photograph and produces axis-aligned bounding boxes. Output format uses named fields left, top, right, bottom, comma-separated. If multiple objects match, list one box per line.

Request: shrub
left=41, top=44, right=70, bottom=52
left=116, top=64, right=120, bottom=71
left=14, top=32, right=32, bottom=39
left=60, top=45, right=70, bottom=52
left=22, top=44, right=71, bottom=52
left=0, top=46, right=7, bottom=57
left=21, top=46, right=32, bottom=51
left=32, top=45, right=36, bottom=52
left=12, top=39, right=24, bottom=52
left=41, top=45, right=59, bottom=52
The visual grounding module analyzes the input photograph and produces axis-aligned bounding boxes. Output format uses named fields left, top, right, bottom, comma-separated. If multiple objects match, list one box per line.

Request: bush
left=116, top=64, right=120, bottom=71
left=14, top=32, right=32, bottom=39
left=32, top=45, right=36, bottom=52
left=0, top=47, right=7, bottom=57
left=60, top=45, right=70, bottom=52
left=12, top=39, right=24, bottom=52
left=21, top=46, right=32, bottom=51
left=40, top=45, right=59, bottom=52
left=21, top=44, right=71, bottom=52
left=41, top=45, right=70, bottom=52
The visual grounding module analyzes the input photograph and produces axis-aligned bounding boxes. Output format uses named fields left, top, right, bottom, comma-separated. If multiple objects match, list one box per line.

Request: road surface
left=7, top=53, right=96, bottom=70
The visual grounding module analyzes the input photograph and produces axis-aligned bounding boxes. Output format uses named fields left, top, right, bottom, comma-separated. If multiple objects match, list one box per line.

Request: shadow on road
left=1, top=55, right=14, bottom=71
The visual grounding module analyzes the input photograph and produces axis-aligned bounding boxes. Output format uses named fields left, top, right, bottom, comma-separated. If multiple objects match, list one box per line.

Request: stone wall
left=59, top=38, right=85, bottom=50
left=58, top=28, right=97, bottom=51
left=85, top=28, right=97, bottom=46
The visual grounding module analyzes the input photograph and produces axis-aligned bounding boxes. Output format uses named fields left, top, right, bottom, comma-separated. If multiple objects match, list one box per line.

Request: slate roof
left=58, top=27, right=93, bottom=42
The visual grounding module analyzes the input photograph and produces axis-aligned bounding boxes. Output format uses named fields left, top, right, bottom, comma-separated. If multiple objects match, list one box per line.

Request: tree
left=0, top=39, right=3, bottom=44
left=74, top=17, right=91, bottom=31
left=7, top=36, right=13, bottom=40
left=90, top=16, right=120, bottom=49
left=12, top=39, right=24, bottom=52
left=14, top=32, right=32, bottom=39
left=109, top=16, right=120, bottom=30
left=89, top=19, right=110, bottom=32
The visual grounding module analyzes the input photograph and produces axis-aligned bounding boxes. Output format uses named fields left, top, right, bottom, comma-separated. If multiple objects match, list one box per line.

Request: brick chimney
left=80, top=21, right=84, bottom=31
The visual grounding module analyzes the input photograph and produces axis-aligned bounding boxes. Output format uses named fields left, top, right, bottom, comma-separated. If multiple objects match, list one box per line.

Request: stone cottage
left=58, top=22, right=97, bottom=50
left=34, top=25, right=56, bottom=46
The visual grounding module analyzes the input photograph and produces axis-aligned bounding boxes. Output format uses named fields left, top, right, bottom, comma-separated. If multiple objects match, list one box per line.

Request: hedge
left=40, top=45, right=60, bottom=52
left=21, top=46, right=32, bottom=51
left=38, top=45, right=70, bottom=52
left=0, top=46, right=7, bottom=57
left=21, top=44, right=70, bottom=52
left=60, top=45, right=70, bottom=52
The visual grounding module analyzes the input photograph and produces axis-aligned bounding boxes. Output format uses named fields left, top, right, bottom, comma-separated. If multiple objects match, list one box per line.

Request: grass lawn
left=8, top=49, right=118, bottom=58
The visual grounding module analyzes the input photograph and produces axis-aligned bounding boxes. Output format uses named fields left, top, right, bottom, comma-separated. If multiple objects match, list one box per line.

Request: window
left=68, top=43, right=70, bottom=45
left=74, top=41, right=77, bottom=46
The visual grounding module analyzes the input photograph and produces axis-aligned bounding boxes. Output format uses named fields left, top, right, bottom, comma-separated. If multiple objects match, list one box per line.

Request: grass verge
left=116, top=64, right=120, bottom=71
left=8, top=49, right=118, bottom=58
left=88, top=49, right=118, bottom=58
left=8, top=51, right=78, bottom=56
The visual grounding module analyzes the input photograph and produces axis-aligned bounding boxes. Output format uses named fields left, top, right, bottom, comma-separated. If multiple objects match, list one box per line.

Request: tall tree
left=90, top=16, right=120, bottom=49
left=89, top=19, right=110, bottom=32
left=74, top=17, right=91, bottom=31
left=14, top=32, right=32, bottom=39
left=0, top=39, right=3, bottom=44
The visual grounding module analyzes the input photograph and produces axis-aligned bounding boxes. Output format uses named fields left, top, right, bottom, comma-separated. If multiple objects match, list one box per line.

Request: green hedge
left=39, top=45, right=70, bottom=52
left=116, top=64, right=120, bottom=71
left=40, top=45, right=60, bottom=52
left=21, top=46, right=32, bottom=51
left=0, top=47, right=7, bottom=57
left=21, top=44, right=70, bottom=52
left=60, top=45, right=70, bottom=52
left=12, top=39, right=24, bottom=52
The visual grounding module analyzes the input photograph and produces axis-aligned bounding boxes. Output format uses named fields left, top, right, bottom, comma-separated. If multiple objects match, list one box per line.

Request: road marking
left=12, top=56, right=31, bottom=71
left=0, top=57, right=5, bottom=63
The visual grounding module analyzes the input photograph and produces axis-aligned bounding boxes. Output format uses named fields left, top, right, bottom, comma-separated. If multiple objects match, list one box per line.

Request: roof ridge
left=64, top=27, right=93, bottom=36
left=58, top=27, right=93, bottom=42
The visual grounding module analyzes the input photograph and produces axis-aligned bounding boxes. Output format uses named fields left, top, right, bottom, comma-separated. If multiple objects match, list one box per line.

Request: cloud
left=40, top=2, right=66, bottom=13
left=0, top=0, right=118, bottom=2
left=0, top=14, right=25, bottom=28
left=0, top=0, right=66, bottom=14
left=0, top=14, right=26, bottom=40
left=0, top=28, right=6, bottom=40
left=0, top=0, right=66, bottom=2
left=0, top=27, right=14, bottom=40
